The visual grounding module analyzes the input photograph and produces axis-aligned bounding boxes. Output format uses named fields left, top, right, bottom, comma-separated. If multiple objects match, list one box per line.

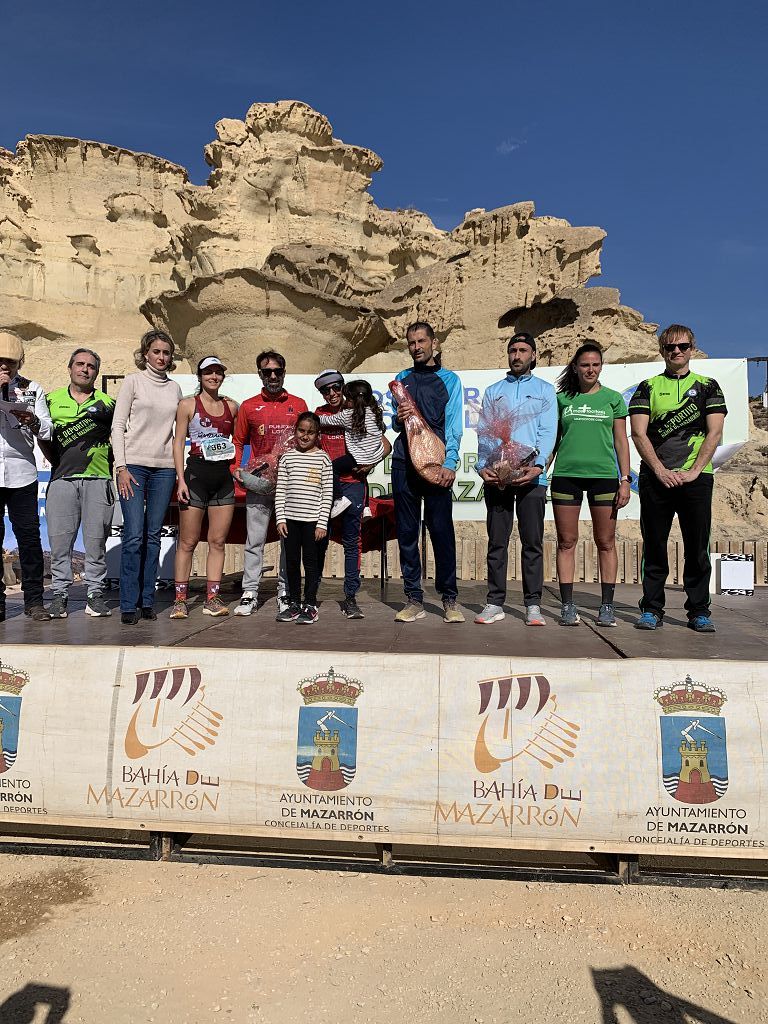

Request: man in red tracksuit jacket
left=232, top=350, right=306, bottom=616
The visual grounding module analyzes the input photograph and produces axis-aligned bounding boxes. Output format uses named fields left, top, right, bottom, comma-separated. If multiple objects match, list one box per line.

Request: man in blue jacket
left=475, top=332, right=557, bottom=626
left=391, top=321, right=464, bottom=623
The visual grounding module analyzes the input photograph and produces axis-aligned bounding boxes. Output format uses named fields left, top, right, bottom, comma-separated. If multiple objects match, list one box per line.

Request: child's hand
left=315, top=527, right=327, bottom=542
left=277, top=522, right=288, bottom=538
left=232, top=466, right=243, bottom=481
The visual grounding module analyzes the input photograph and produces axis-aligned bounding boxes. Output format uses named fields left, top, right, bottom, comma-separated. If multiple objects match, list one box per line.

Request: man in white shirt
left=0, top=329, right=53, bottom=621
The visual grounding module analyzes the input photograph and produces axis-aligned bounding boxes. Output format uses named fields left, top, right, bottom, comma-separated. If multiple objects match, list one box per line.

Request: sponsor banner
left=170, top=358, right=749, bottom=522
left=0, top=648, right=765, bottom=858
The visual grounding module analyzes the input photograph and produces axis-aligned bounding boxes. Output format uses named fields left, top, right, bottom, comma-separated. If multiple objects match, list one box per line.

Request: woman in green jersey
left=551, top=343, right=631, bottom=627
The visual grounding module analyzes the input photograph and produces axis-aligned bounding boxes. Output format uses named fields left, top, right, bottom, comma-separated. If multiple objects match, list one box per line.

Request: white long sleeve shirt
left=274, top=448, right=333, bottom=530
left=0, top=374, right=53, bottom=487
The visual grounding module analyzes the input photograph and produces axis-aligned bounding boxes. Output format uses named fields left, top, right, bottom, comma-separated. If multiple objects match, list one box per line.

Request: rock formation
left=1, top=100, right=660, bottom=388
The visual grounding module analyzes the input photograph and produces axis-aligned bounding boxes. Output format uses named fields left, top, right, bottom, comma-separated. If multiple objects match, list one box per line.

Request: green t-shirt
left=46, top=387, right=116, bottom=481
left=627, top=371, right=727, bottom=472
left=553, top=386, right=627, bottom=478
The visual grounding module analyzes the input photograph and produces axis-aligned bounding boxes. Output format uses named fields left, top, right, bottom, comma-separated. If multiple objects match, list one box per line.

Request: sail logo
left=474, top=673, right=580, bottom=774
left=655, top=676, right=728, bottom=804
left=296, top=668, right=362, bottom=791
left=124, top=665, right=223, bottom=760
left=0, top=662, right=28, bottom=775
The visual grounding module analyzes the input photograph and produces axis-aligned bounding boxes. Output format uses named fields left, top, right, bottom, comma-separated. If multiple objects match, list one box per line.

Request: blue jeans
left=118, top=465, right=176, bottom=612
left=318, top=479, right=365, bottom=597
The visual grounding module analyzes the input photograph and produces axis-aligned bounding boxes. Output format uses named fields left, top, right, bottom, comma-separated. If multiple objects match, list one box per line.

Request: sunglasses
left=664, top=342, right=692, bottom=352
left=260, top=367, right=284, bottom=377
left=320, top=383, right=343, bottom=395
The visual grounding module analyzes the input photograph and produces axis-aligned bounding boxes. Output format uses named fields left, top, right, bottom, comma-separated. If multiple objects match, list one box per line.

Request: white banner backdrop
left=172, top=358, right=749, bottom=521
left=1, top=647, right=765, bottom=860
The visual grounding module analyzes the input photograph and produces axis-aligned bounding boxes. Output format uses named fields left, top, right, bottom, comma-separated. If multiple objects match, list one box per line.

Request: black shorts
left=550, top=475, right=619, bottom=508
left=183, top=457, right=235, bottom=509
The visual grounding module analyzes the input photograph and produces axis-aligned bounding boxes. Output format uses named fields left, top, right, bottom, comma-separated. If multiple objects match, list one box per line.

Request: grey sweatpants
left=46, top=477, right=115, bottom=595
left=242, top=493, right=287, bottom=598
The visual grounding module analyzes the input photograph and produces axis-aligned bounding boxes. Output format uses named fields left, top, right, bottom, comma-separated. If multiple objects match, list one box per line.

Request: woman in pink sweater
left=111, top=330, right=182, bottom=624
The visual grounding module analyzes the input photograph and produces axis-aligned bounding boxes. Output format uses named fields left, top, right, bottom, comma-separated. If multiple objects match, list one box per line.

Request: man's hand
left=277, top=522, right=288, bottom=538
left=479, top=467, right=500, bottom=486
left=675, top=468, right=701, bottom=485
left=655, top=466, right=684, bottom=488
left=0, top=368, right=12, bottom=388
left=511, top=464, right=542, bottom=487
left=434, top=467, right=455, bottom=488
left=315, top=527, right=327, bottom=542
left=10, top=407, right=36, bottom=426
left=396, top=398, right=415, bottom=422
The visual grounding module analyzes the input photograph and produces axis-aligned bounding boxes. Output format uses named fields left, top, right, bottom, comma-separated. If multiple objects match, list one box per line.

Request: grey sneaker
left=341, top=596, right=364, bottom=619
left=234, top=591, right=257, bottom=616
left=49, top=593, right=68, bottom=619
left=525, top=604, right=546, bottom=626
left=558, top=602, right=581, bottom=626
left=395, top=599, right=426, bottom=622
left=276, top=593, right=290, bottom=616
left=85, top=592, right=111, bottom=617
left=474, top=603, right=505, bottom=624
left=443, top=599, right=465, bottom=623
left=596, top=603, right=617, bottom=627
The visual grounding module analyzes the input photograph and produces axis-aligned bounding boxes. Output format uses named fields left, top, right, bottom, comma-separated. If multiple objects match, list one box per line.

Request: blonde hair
left=658, top=324, right=695, bottom=350
left=134, top=329, right=177, bottom=371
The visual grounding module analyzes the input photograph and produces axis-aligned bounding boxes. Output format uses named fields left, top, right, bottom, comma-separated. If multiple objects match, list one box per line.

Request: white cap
left=314, top=368, right=344, bottom=391
left=198, top=356, right=227, bottom=372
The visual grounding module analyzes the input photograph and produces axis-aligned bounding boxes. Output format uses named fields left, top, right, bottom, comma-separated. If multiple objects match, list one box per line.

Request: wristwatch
left=619, top=475, right=631, bottom=482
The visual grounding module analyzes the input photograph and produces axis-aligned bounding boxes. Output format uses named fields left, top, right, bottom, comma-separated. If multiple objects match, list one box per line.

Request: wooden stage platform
left=1, top=580, right=765, bottom=662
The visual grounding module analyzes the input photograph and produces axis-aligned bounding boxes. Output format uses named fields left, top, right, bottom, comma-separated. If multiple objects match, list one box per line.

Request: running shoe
left=687, top=615, right=716, bottom=633
left=474, top=603, right=505, bottom=624
left=634, top=611, right=662, bottom=630
left=394, top=599, right=426, bottom=622
left=341, top=596, right=365, bottom=619
left=203, top=595, right=229, bottom=617
left=49, top=593, right=68, bottom=619
left=24, top=604, right=51, bottom=621
left=296, top=604, right=319, bottom=624
left=141, top=607, right=157, bottom=621
left=443, top=599, right=465, bottom=623
left=169, top=599, right=189, bottom=619
left=525, top=605, right=546, bottom=626
left=276, top=602, right=301, bottom=622
left=85, top=592, right=111, bottom=617
left=330, top=496, right=351, bottom=518
left=558, top=602, right=581, bottom=626
left=596, top=603, right=617, bottom=627
left=121, top=610, right=139, bottom=625
left=234, top=591, right=257, bottom=616
left=276, top=593, right=290, bottom=616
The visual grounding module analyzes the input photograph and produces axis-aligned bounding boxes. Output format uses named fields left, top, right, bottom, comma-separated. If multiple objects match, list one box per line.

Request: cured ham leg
left=390, top=379, right=446, bottom=485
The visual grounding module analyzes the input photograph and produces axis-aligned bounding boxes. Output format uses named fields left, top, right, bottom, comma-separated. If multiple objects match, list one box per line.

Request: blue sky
left=3, top=0, right=766, bottom=393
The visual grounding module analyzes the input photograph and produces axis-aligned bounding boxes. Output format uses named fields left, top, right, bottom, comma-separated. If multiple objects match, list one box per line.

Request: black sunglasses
left=260, top=367, right=285, bottom=377
left=320, top=383, right=343, bottom=394
left=664, top=342, right=692, bottom=352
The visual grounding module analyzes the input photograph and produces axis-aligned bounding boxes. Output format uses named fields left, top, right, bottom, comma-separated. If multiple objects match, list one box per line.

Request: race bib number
left=201, top=436, right=235, bottom=462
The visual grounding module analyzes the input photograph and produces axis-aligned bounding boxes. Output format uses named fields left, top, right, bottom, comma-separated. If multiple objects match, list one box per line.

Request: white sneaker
left=234, top=591, right=257, bottom=616
left=330, top=496, right=351, bottom=518
left=362, top=506, right=373, bottom=518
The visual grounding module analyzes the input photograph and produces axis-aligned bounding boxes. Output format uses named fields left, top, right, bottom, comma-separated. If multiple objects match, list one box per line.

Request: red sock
left=175, top=582, right=188, bottom=601
left=207, top=581, right=221, bottom=601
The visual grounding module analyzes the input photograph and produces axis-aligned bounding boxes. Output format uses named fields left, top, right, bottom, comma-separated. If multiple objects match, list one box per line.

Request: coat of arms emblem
left=655, top=675, right=728, bottom=804
left=296, top=668, right=362, bottom=791
left=0, top=661, right=28, bottom=775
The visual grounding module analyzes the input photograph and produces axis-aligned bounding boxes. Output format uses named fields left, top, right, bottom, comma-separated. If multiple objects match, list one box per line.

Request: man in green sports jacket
left=45, top=348, right=116, bottom=619
left=629, top=324, right=727, bottom=633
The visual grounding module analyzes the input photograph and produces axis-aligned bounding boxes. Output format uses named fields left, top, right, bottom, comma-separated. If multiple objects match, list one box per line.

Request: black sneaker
left=85, top=592, right=111, bottom=617
left=121, top=610, right=140, bottom=625
left=341, top=596, right=364, bottom=619
left=296, top=604, right=319, bottom=624
left=276, top=602, right=301, bottom=622
left=141, top=607, right=157, bottom=621
left=25, top=604, right=51, bottom=621
left=49, top=593, right=69, bottom=619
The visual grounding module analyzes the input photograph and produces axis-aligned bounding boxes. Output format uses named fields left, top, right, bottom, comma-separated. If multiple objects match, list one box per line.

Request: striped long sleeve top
left=275, top=447, right=333, bottom=529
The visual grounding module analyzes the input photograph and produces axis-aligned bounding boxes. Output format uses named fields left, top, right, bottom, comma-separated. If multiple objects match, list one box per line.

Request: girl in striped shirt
left=275, top=412, right=333, bottom=624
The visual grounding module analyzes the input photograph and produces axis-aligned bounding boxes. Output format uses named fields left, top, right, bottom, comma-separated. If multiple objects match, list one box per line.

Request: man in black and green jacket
left=46, top=348, right=116, bottom=618
left=629, top=324, right=727, bottom=633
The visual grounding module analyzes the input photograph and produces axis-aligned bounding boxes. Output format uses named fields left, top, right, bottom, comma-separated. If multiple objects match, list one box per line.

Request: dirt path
left=0, top=854, right=765, bottom=1024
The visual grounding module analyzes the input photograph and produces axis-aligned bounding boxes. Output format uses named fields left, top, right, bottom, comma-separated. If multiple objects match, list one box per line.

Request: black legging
left=284, top=519, right=321, bottom=606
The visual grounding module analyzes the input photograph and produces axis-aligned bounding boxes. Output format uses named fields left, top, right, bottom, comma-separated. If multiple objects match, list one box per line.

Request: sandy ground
left=0, top=854, right=765, bottom=1024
